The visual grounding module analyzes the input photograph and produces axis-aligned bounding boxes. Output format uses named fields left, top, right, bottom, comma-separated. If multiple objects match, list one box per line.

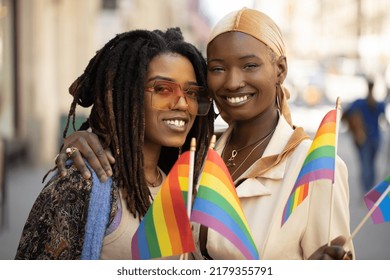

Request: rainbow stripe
left=190, top=149, right=259, bottom=260
left=131, top=152, right=195, bottom=259
left=281, top=109, right=337, bottom=226
left=364, top=174, right=390, bottom=224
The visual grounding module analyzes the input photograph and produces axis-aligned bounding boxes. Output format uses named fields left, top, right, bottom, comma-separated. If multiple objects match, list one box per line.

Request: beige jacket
left=193, top=115, right=354, bottom=260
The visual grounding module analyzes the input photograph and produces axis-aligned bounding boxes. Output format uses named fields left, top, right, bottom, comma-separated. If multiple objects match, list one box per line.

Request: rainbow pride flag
left=364, top=174, right=390, bottom=224
left=190, top=149, right=259, bottom=260
left=131, top=151, right=195, bottom=259
left=281, top=109, right=337, bottom=226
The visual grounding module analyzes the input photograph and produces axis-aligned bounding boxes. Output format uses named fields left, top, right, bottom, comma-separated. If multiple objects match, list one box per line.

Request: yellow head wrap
left=208, top=7, right=285, bottom=56
left=207, top=7, right=293, bottom=126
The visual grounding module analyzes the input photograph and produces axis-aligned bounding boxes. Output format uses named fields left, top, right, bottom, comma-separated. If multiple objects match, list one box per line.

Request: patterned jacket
left=14, top=165, right=118, bottom=260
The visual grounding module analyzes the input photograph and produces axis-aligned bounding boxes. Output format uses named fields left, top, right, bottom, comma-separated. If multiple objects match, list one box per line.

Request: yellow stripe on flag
left=152, top=190, right=172, bottom=256
left=199, top=172, right=248, bottom=225
left=308, top=133, right=335, bottom=154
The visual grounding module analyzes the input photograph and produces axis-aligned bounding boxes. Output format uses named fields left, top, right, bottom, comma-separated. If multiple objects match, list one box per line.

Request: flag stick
left=328, top=97, right=342, bottom=246
left=187, top=138, right=196, bottom=217
left=181, top=135, right=216, bottom=261
left=181, top=138, right=196, bottom=261
left=209, top=134, right=216, bottom=150
left=348, top=184, right=390, bottom=242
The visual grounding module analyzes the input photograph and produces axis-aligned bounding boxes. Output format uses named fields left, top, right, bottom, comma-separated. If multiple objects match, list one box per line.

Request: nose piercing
left=239, top=82, right=246, bottom=88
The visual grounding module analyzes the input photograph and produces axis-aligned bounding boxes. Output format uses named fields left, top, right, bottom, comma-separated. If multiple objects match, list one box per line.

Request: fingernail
left=107, top=170, right=113, bottom=177
left=84, top=171, right=91, bottom=179
left=100, top=175, right=107, bottom=182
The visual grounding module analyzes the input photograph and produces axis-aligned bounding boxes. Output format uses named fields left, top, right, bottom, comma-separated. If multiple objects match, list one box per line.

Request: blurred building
left=0, top=0, right=389, bottom=166
left=254, top=0, right=390, bottom=106
left=0, top=0, right=210, bottom=165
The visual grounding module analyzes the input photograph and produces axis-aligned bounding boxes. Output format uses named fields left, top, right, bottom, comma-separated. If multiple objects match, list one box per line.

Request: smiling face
left=207, top=31, right=287, bottom=123
left=144, top=53, right=197, bottom=148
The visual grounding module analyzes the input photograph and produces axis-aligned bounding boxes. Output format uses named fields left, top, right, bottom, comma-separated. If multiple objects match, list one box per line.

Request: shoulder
left=15, top=165, right=94, bottom=259
left=347, top=99, right=364, bottom=111
left=289, top=137, right=312, bottom=157
left=43, top=164, right=94, bottom=199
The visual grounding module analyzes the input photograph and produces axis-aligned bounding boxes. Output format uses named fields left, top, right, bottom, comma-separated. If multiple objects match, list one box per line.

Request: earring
left=275, top=83, right=281, bottom=110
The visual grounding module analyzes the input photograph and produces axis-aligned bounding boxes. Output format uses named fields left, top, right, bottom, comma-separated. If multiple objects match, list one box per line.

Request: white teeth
left=226, top=95, right=249, bottom=104
left=165, top=120, right=186, bottom=127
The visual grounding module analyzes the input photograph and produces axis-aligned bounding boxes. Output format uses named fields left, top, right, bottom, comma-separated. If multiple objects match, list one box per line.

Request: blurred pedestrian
left=342, top=78, right=387, bottom=194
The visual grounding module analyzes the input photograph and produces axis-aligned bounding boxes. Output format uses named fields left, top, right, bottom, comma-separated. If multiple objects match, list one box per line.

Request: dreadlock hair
left=63, top=27, right=214, bottom=218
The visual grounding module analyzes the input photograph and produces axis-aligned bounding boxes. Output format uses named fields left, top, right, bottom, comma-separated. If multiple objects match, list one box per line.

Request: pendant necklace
left=224, top=126, right=276, bottom=168
left=146, top=168, right=162, bottom=187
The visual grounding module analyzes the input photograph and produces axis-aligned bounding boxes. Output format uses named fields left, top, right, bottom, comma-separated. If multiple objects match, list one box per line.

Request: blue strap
left=81, top=161, right=112, bottom=260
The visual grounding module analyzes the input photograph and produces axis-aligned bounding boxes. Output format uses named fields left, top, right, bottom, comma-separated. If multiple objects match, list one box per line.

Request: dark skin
left=56, top=131, right=115, bottom=182
left=56, top=32, right=353, bottom=261
left=308, top=236, right=352, bottom=260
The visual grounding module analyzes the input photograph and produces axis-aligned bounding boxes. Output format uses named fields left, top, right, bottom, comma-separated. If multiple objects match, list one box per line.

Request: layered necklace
left=222, top=126, right=276, bottom=176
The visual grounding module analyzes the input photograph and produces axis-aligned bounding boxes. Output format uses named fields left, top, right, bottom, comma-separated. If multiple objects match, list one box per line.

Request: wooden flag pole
left=209, top=135, right=216, bottom=150
left=187, top=138, right=196, bottom=217
left=180, top=138, right=197, bottom=261
left=348, top=184, right=390, bottom=243
left=328, top=97, right=342, bottom=246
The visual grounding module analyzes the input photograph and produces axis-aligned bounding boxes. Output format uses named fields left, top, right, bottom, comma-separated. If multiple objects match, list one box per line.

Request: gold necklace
left=146, top=168, right=162, bottom=187
left=230, top=127, right=276, bottom=178
left=223, top=126, right=276, bottom=168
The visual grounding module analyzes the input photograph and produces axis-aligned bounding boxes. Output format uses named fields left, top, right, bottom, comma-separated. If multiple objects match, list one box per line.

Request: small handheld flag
left=131, top=151, right=195, bottom=259
left=281, top=108, right=338, bottom=226
left=190, top=145, right=259, bottom=260
left=364, top=174, right=390, bottom=224
left=348, top=174, right=390, bottom=241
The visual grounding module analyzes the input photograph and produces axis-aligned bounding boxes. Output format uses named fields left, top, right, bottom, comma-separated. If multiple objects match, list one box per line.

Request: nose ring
left=239, top=82, right=246, bottom=88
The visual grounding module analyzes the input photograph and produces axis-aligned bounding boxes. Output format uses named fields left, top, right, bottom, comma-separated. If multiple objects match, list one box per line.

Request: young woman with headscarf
left=53, top=8, right=354, bottom=260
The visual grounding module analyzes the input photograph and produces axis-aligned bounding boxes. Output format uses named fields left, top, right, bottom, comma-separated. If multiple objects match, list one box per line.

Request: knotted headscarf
left=207, top=7, right=293, bottom=126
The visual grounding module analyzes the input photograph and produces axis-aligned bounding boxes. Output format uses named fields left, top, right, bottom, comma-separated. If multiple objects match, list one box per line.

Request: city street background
left=1, top=0, right=390, bottom=260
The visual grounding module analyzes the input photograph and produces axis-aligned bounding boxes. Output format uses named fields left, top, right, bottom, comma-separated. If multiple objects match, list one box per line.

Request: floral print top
left=14, top=165, right=118, bottom=260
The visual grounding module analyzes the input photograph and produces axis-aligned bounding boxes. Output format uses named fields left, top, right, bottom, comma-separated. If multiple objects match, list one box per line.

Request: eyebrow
left=207, top=54, right=259, bottom=63
left=145, top=76, right=173, bottom=83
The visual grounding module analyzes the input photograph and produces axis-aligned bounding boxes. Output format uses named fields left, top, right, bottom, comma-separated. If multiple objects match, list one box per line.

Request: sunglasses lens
left=148, top=81, right=211, bottom=116
left=194, top=89, right=212, bottom=116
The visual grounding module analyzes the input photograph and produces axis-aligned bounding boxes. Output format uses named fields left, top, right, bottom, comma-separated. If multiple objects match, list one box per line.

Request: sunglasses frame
left=145, top=80, right=212, bottom=116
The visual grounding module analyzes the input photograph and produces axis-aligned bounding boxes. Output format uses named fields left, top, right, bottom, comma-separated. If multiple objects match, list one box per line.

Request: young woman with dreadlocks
left=14, top=27, right=214, bottom=260
left=52, top=9, right=355, bottom=260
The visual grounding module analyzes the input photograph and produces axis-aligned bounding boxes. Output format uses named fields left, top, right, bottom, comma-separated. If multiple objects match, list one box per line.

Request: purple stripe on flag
left=294, top=169, right=334, bottom=188
left=364, top=188, right=388, bottom=224
left=191, top=210, right=257, bottom=260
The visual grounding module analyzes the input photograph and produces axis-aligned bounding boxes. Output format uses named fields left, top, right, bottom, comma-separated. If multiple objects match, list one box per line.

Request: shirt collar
left=215, top=115, right=310, bottom=183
